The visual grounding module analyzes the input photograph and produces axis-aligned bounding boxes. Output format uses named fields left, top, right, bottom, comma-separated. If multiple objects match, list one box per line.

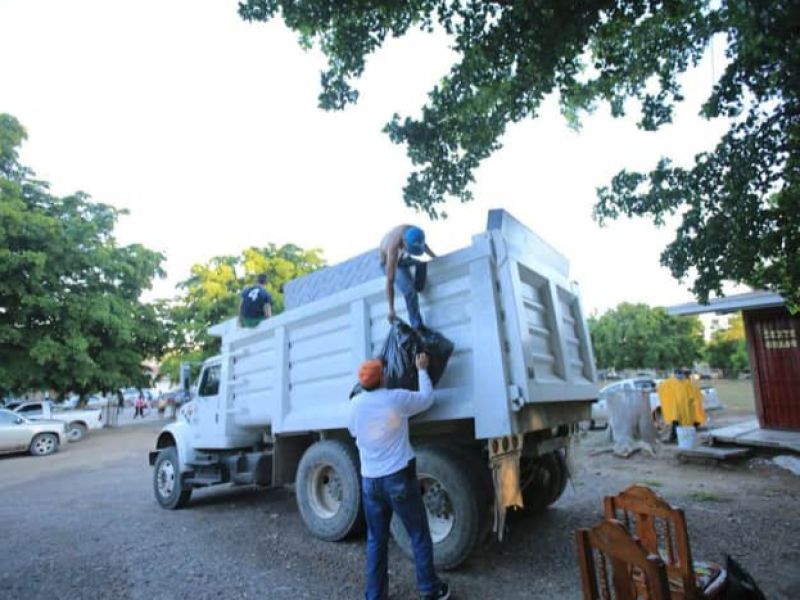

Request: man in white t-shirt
left=349, top=354, right=450, bottom=600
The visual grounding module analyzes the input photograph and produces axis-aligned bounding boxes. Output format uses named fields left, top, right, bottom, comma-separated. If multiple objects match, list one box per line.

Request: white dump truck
left=149, top=210, right=598, bottom=569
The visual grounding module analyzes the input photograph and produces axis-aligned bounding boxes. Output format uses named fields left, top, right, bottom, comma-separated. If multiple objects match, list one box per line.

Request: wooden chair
left=575, top=518, right=672, bottom=600
left=603, top=485, right=727, bottom=599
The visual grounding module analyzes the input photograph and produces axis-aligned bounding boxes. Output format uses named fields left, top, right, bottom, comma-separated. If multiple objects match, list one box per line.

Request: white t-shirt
left=348, top=370, right=434, bottom=478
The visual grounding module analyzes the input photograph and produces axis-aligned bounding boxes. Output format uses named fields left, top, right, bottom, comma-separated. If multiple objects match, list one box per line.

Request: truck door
left=0, top=411, right=31, bottom=451
left=192, top=363, right=222, bottom=447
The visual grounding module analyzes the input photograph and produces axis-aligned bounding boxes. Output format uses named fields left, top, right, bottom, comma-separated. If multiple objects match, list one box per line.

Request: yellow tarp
left=657, top=377, right=706, bottom=426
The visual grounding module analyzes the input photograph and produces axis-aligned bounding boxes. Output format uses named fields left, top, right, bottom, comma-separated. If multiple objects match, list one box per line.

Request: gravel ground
left=1, top=421, right=799, bottom=600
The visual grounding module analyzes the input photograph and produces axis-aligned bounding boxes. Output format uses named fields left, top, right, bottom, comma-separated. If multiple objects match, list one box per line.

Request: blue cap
left=404, top=226, right=425, bottom=256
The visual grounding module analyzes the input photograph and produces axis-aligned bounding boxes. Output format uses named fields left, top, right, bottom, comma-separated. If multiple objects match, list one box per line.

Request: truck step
left=184, top=474, right=223, bottom=487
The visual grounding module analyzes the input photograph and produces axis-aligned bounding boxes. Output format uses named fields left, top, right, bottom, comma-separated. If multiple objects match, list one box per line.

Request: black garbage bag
left=725, top=555, right=767, bottom=600
left=417, top=325, right=454, bottom=386
left=381, top=320, right=419, bottom=390
left=380, top=320, right=454, bottom=390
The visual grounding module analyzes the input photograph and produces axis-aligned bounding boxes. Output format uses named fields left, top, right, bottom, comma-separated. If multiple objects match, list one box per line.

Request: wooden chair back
left=576, top=519, right=672, bottom=600
left=604, top=484, right=697, bottom=598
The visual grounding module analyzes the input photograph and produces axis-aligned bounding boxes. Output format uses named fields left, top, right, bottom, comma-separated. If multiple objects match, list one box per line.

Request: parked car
left=12, top=401, right=103, bottom=441
left=589, top=378, right=723, bottom=429
left=0, top=409, right=69, bottom=456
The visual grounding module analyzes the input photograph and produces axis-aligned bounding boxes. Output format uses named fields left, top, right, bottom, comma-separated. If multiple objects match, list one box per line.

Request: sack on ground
left=725, top=555, right=767, bottom=600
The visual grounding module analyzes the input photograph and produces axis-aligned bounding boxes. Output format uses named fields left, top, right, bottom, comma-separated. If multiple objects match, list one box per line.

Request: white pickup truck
left=13, top=401, right=103, bottom=441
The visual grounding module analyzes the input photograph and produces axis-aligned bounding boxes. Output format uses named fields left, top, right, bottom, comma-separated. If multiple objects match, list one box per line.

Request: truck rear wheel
left=153, top=447, right=192, bottom=509
left=520, top=449, right=568, bottom=513
left=67, top=422, right=87, bottom=442
left=296, top=440, right=364, bottom=542
left=390, top=445, right=484, bottom=571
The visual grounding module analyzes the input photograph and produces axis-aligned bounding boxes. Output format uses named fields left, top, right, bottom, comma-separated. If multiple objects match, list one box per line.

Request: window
left=0, top=411, right=20, bottom=424
left=18, top=404, right=41, bottom=415
left=198, top=365, right=221, bottom=397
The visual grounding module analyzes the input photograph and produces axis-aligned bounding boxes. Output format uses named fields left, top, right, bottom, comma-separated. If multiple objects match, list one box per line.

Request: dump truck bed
left=209, top=210, right=597, bottom=439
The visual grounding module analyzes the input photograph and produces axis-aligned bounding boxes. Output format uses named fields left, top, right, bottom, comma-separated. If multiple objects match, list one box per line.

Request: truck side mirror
left=180, top=363, right=191, bottom=394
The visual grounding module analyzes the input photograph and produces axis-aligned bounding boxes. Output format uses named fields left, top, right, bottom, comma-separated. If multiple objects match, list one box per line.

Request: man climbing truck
left=150, top=210, right=598, bottom=569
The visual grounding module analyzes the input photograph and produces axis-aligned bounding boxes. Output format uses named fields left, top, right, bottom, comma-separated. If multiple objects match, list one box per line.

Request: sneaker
left=420, top=582, right=450, bottom=600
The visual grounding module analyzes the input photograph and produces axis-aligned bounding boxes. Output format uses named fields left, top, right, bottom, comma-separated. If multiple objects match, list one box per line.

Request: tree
left=704, top=313, right=749, bottom=376
left=161, top=244, right=325, bottom=381
left=0, top=114, right=167, bottom=398
left=238, top=1, right=800, bottom=309
left=589, top=303, right=704, bottom=371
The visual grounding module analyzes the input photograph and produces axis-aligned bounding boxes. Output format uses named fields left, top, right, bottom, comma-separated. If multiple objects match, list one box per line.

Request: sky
left=0, top=0, right=735, bottom=318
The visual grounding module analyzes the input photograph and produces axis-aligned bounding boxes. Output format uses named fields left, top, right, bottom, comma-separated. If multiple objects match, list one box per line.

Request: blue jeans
left=361, top=464, right=441, bottom=600
left=384, top=263, right=423, bottom=329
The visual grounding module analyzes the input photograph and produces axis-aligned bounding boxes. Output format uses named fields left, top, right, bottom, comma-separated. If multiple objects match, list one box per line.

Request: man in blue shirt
left=238, top=274, right=273, bottom=328
left=349, top=354, right=450, bottom=600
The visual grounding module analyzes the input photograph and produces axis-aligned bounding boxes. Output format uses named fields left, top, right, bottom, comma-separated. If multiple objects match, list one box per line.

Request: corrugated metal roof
left=667, top=291, right=785, bottom=316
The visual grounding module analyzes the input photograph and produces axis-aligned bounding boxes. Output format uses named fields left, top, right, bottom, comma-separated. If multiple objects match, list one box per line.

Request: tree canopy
left=161, top=244, right=325, bottom=381
left=0, top=114, right=167, bottom=398
left=239, top=0, right=800, bottom=309
left=589, top=302, right=704, bottom=371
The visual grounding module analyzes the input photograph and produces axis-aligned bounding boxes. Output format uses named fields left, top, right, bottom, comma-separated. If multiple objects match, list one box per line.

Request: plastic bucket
left=676, top=426, right=697, bottom=450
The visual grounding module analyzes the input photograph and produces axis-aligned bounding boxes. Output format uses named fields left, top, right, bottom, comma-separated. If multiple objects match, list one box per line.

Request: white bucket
left=676, top=426, right=697, bottom=450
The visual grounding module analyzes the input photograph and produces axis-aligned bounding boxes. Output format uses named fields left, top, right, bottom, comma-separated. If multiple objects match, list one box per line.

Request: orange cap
left=358, top=360, right=383, bottom=389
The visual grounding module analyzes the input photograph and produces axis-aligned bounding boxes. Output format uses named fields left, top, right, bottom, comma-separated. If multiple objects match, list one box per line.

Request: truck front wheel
left=296, top=440, right=364, bottom=542
left=390, top=445, right=484, bottom=571
left=153, top=446, right=192, bottom=509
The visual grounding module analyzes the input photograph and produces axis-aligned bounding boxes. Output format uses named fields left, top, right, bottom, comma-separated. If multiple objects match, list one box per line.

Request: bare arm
left=394, top=354, right=434, bottom=416
left=264, top=303, right=272, bottom=318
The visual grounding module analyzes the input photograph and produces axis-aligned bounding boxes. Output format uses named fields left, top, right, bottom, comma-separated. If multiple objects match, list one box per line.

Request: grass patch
left=707, top=379, right=755, bottom=413
left=688, top=490, right=730, bottom=503
left=642, top=480, right=664, bottom=488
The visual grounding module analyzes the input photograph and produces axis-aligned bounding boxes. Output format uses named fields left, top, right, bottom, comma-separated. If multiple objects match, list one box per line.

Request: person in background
left=349, top=353, right=450, bottom=600
left=657, top=368, right=706, bottom=442
left=239, top=274, right=273, bottom=328
left=133, top=393, right=145, bottom=419
left=379, top=225, right=435, bottom=330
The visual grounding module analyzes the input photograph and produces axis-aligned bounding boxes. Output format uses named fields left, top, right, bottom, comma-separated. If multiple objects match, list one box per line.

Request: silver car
left=0, top=409, right=69, bottom=456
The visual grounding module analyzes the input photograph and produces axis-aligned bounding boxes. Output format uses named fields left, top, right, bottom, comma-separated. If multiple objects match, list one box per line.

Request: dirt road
left=1, top=422, right=798, bottom=599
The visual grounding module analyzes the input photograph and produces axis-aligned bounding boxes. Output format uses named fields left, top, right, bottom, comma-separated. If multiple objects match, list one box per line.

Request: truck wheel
left=296, top=440, right=364, bottom=542
left=67, top=422, right=88, bottom=442
left=30, top=433, right=59, bottom=456
left=390, top=445, right=483, bottom=571
left=520, top=449, right=568, bottom=513
left=153, top=446, right=191, bottom=509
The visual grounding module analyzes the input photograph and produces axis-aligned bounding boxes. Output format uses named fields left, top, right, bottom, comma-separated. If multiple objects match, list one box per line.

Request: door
left=191, top=363, right=222, bottom=447
left=745, top=308, right=800, bottom=430
left=0, top=411, right=31, bottom=452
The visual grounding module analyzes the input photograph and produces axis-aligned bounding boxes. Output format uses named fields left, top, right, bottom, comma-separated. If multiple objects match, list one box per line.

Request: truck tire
left=67, top=422, right=88, bottom=442
left=520, top=449, right=568, bottom=513
left=296, top=440, right=364, bottom=542
left=390, top=445, right=483, bottom=571
left=153, top=446, right=192, bottom=509
left=29, top=433, right=59, bottom=456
